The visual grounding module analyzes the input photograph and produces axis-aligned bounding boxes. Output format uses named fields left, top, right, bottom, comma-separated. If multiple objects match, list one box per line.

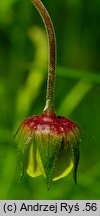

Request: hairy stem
left=32, top=0, right=56, bottom=113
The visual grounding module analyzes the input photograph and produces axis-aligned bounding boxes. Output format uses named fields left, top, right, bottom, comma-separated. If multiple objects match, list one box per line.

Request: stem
left=32, top=0, right=56, bottom=113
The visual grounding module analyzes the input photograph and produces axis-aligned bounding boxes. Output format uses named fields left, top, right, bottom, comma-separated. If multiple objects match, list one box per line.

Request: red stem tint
left=32, top=0, right=56, bottom=114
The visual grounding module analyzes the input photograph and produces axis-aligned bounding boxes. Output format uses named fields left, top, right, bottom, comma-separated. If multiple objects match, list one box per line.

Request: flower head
left=17, top=111, right=80, bottom=189
left=15, top=0, right=80, bottom=189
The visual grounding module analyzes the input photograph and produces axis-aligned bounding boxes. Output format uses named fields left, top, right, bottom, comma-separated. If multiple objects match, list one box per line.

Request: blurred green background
left=0, top=0, right=100, bottom=200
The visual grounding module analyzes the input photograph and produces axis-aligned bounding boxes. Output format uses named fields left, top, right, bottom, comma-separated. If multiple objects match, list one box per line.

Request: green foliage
left=0, top=0, right=100, bottom=199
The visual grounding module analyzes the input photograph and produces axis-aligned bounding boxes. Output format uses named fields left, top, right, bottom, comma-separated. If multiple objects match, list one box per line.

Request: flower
left=16, top=111, right=80, bottom=189
left=15, top=0, right=80, bottom=189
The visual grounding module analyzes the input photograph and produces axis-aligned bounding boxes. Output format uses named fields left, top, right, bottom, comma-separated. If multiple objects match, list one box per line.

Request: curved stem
left=32, top=0, right=56, bottom=114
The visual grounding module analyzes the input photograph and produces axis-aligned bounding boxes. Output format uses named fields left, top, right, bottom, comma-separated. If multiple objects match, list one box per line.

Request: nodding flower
left=17, top=111, right=80, bottom=189
left=15, top=0, right=80, bottom=189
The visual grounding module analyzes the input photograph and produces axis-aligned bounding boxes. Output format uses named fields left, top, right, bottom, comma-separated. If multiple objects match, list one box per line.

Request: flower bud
left=16, top=111, right=80, bottom=189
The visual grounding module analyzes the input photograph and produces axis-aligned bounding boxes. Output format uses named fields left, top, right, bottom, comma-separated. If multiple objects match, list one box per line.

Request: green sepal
left=35, top=133, right=62, bottom=189
left=73, top=141, right=80, bottom=185
left=15, top=126, right=32, bottom=179
left=67, top=128, right=80, bottom=185
left=52, top=139, right=73, bottom=181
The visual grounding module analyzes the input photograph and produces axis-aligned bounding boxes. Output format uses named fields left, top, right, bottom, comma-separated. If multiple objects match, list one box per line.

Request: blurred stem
left=32, top=0, right=56, bottom=114
left=58, top=81, right=93, bottom=116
